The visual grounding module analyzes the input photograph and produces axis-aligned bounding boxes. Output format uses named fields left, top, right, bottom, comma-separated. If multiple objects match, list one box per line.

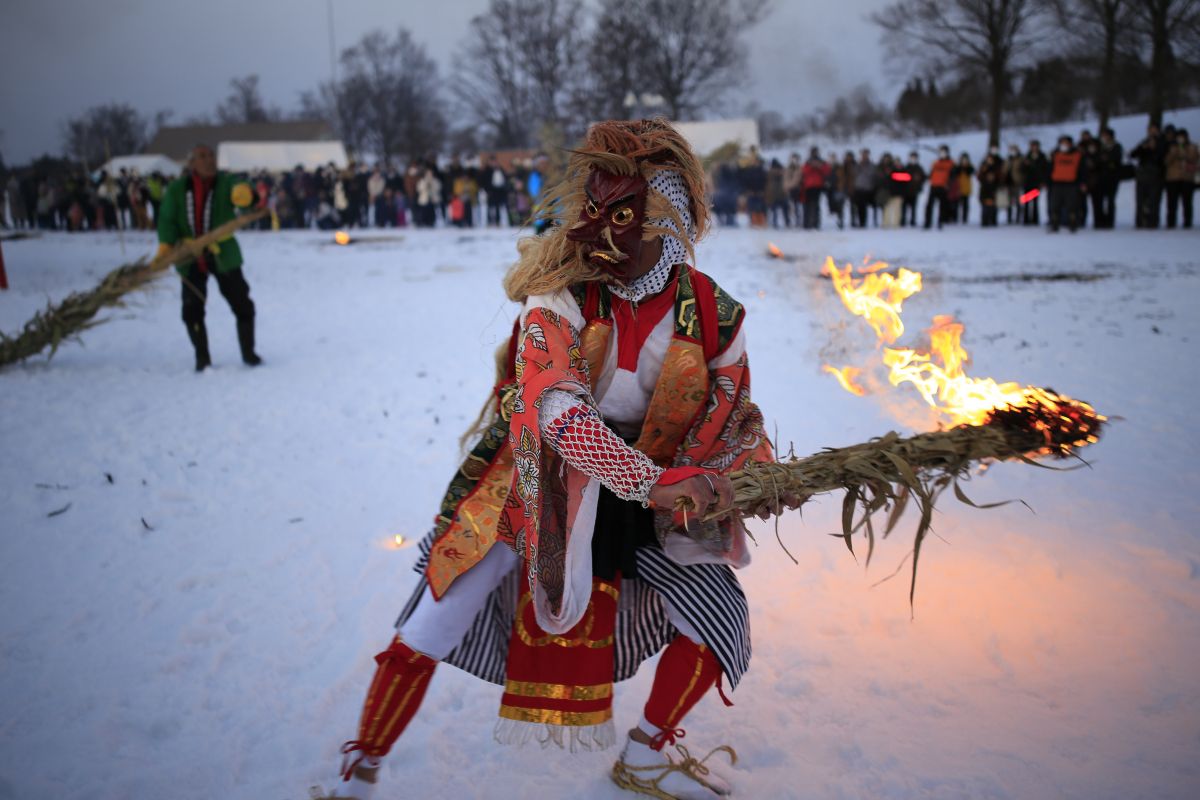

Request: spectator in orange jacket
left=923, top=145, right=954, bottom=229
left=1049, top=135, right=1087, bottom=233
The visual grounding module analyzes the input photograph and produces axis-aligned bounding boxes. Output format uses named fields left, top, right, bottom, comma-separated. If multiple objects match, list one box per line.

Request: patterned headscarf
left=609, top=170, right=694, bottom=302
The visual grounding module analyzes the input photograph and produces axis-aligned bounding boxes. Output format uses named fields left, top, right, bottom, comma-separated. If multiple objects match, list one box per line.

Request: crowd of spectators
left=712, top=124, right=1198, bottom=233
left=0, top=152, right=553, bottom=234
left=3, top=125, right=1196, bottom=234
left=2, top=167, right=170, bottom=233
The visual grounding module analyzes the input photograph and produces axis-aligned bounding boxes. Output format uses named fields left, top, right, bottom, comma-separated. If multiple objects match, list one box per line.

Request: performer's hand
left=649, top=472, right=733, bottom=517
left=154, top=242, right=172, bottom=261
left=751, top=490, right=805, bottom=520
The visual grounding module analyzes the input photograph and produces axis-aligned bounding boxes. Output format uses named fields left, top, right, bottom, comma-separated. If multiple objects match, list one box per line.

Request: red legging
left=642, top=635, right=724, bottom=749
left=339, top=637, right=437, bottom=779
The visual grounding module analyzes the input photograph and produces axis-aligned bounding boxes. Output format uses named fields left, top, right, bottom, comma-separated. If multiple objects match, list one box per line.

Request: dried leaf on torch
left=699, top=389, right=1105, bottom=606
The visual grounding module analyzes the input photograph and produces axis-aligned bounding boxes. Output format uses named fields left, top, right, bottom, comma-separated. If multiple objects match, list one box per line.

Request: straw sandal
left=611, top=743, right=737, bottom=799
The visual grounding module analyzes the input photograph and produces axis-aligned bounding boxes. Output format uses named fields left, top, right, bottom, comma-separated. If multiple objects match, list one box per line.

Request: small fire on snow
left=334, top=230, right=352, bottom=246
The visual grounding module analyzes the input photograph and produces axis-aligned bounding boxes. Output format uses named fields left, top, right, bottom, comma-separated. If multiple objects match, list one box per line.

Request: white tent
left=217, top=141, right=349, bottom=172
left=97, top=154, right=182, bottom=177
left=673, top=119, right=760, bottom=157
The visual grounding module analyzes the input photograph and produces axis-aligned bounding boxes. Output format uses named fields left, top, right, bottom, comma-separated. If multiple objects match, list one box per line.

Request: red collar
left=609, top=274, right=677, bottom=371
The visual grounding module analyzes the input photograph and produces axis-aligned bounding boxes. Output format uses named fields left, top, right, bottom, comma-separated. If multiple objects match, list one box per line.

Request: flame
left=822, top=365, right=867, bottom=396
left=822, top=257, right=1106, bottom=441
left=393, top=534, right=406, bottom=547
left=334, top=230, right=351, bottom=245
left=767, top=242, right=784, bottom=259
left=882, top=315, right=1027, bottom=426
left=824, top=256, right=923, bottom=344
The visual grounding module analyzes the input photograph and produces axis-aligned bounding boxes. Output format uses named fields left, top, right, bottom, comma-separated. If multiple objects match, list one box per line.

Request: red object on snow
left=891, top=172, right=912, bottom=182
left=0, top=239, right=8, bottom=290
left=1020, top=188, right=1041, bottom=204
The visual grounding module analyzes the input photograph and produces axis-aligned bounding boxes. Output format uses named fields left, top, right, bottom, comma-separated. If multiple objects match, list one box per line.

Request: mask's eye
left=585, top=199, right=601, bottom=218
left=611, top=206, right=635, bottom=226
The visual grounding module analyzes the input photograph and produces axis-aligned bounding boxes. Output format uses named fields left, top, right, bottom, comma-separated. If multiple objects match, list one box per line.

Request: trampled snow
left=1, top=218, right=1198, bottom=799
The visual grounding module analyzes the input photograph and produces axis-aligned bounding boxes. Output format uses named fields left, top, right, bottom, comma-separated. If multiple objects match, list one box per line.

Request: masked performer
left=323, top=119, right=780, bottom=800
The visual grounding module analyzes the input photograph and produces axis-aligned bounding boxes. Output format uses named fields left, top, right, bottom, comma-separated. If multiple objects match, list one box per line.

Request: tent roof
left=97, top=154, right=182, bottom=177
left=673, top=119, right=761, bottom=158
left=216, top=140, right=349, bottom=172
left=144, top=120, right=336, bottom=162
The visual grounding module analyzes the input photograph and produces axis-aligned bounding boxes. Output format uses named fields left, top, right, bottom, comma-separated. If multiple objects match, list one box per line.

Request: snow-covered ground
left=1, top=220, right=1198, bottom=800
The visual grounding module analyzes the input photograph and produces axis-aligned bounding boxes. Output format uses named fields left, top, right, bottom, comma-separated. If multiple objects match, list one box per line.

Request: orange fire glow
left=823, top=256, right=922, bottom=343
left=822, top=365, right=868, bottom=396
left=767, top=242, right=784, bottom=259
left=881, top=315, right=1028, bottom=426
left=823, top=256, right=1105, bottom=434
left=334, top=230, right=351, bottom=245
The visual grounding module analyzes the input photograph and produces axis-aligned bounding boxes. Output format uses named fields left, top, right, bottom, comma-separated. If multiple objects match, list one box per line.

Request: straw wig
left=503, top=118, right=711, bottom=302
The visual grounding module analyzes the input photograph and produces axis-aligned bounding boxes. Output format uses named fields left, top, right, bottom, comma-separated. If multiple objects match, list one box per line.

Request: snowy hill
left=1, top=224, right=1199, bottom=799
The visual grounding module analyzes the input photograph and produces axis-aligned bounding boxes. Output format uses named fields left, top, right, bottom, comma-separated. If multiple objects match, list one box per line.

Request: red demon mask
left=566, top=169, right=649, bottom=281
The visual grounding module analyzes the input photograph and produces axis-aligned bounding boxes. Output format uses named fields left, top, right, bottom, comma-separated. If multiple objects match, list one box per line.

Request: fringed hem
left=493, top=717, right=617, bottom=752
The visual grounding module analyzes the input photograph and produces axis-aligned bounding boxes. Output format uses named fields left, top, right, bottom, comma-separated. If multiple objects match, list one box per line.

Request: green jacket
left=157, top=170, right=247, bottom=275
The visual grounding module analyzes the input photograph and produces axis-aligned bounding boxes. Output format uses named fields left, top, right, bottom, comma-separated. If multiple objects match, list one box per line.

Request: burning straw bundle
left=0, top=208, right=267, bottom=368
left=719, top=388, right=1105, bottom=602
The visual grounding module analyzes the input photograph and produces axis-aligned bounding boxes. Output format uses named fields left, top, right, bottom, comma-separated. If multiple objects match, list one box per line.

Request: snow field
left=1, top=222, right=1198, bottom=799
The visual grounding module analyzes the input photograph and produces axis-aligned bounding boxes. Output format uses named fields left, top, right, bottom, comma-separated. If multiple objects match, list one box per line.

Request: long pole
left=327, top=0, right=337, bottom=85
left=104, top=139, right=126, bottom=256
left=326, top=0, right=340, bottom=130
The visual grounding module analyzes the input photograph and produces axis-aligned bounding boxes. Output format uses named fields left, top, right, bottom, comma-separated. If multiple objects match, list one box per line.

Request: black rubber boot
left=187, top=322, right=212, bottom=372
left=236, top=317, right=262, bottom=366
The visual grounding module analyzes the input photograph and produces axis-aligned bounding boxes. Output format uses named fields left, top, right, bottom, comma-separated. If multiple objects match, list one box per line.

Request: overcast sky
left=0, top=0, right=893, bottom=164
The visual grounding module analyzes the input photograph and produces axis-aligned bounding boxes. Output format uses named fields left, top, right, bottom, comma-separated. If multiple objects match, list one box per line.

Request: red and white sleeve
left=539, top=389, right=664, bottom=504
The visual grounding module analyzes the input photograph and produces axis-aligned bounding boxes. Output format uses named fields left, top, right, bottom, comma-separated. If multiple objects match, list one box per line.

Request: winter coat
left=1024, top=152, right=1050, bottom=189
left=1051, top=148, right=1085, bottom=184
left=741, top=162, right=767, bottom=194
left=1165, top=142, right=1199, bottom=183
left=953, top=164, right=974, bottom=197
left=853, top=161, right=876, bottom=193
left=1130, top=138, right=1165, bottom=180
left=783, top=163, right=803, bottom=196
left=928, top=157, right=954, bottom=189
left=1097, top=142, right=1124, bottom=185
left=801, top=160, right=831, bottom=194
left=902, top=163, right=926, bottom=199
left=157, top=171, right=248, bottom=275
left=417, top=173, right=441, bottom=206
left=368, top=172, right=386, bottom=200
left=453, top=174, right=478, bottom=199
left=765, top=165, right=786, bottom=205
left=5, top=177, right=25, bottom=218
left=978, top=158, right=1002, bottom=201
left=1004, top=155, right=1026, bottom=189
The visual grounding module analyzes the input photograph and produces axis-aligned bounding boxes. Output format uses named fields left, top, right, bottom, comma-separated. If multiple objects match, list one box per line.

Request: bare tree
left=1048, top=0, right=1137, bottom=129
left=1129, top=0, right=1200, bottom=125
left=455, top=0, right=585, bottom=148
left=215, top=75, right=278, bottom=125
left=61, top=103, right=149, bottom=167
left=873, top=0, right=1047, bottom=147
left=313, top=28, right=446, bottom=163
left=589, top=0, right=771, bottom=120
